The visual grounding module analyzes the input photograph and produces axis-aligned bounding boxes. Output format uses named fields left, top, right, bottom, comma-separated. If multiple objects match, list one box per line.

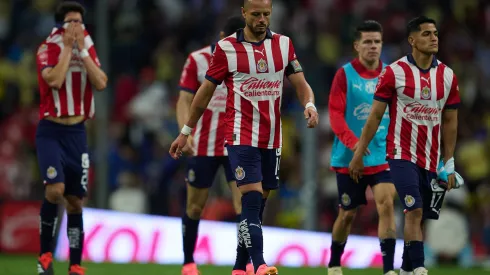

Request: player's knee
left=45, top=183, right=65, bottom=203
left=376, top=197, right=395, bottom=216
left=340, top=209, right=357, bottom=226
left=405, top=208, right=423, bottom=224
left=65, top=196, right=83, bottom=214
left=187, top=202, right=204, bottom=219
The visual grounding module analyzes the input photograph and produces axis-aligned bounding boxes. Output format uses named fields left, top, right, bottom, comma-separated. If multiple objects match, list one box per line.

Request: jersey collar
left=236, top=28, right=273, bottom=44
left=407, top=53, right=438, bottom=73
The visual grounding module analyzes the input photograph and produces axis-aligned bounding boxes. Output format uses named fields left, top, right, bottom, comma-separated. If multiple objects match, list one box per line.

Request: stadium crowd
left=0, top=0, right=489, bottom=266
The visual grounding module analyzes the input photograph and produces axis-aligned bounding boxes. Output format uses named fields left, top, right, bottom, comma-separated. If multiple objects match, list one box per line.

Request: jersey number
left=81, top=153, right=90, bottom=191
left=275, top=149, right=281, bottom=180
left=430, top=192, right=444, bottom=209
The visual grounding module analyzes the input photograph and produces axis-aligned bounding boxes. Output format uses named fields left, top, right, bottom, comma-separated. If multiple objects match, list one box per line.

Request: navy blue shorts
left=35, top=119, right=89, bottom=198
left=388, top=159, right=446, bottom=220
left=226, top=145, right=281, bottom=190
left=186, top=156, right=235, bottom=188
left=336, top=170, right=392, bottom=210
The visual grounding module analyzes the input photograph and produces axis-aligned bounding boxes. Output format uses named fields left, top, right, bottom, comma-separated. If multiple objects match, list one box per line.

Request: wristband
left=305, top=102, right=317, bottom=112
left=181, top=124, right=193, bottom=136
left=80, top=49, right=89, bottom=58
left=444, top=157, right=455, bottom=174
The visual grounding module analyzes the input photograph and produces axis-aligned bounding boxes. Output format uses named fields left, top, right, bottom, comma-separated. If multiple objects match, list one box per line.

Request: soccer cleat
left=68, top=265, right=85, bottom=275
left=385, top=271, right=398, bottom=275
left=399, top=269, right=413, bottom=275
left=327, top=266, right=343, bottom=275
left=246, top=263, right=254, bottom=275
left=182, top=263, right=201, bottom=275
left=37, top=252, right=54, bottom=275
left=255, top=264, right=278, bottom=275
left=413, top=267, right=428, bottom=275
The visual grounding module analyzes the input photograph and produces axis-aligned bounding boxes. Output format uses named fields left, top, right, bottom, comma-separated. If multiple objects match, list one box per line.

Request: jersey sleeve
left=205, top=44, right=228, bottom=85
left=328, top=68, right=359, bottom=149
left=87, top=45, right=101, bottom=67
left=178, top=54, right=200, bottom=94
left=373, top=66, right=396, bottom=103
left=36, top=43, right=61, bottom=71
left=444, top=74, right=461, bottom=109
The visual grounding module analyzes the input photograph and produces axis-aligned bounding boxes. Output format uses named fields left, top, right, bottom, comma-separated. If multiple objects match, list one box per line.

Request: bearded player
left=170, top=1, right=319, bottom=274
left=349, top=16, right=460, bottom=275
left=328, top=20, right=397, bottom=275
left=35, top=2, right=107, bottom=275
left=177, top=15, right=254, bottom=275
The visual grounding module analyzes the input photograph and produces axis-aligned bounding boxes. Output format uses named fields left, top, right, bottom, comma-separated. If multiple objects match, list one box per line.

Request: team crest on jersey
left=404, top=195, right=415, bottom=207
left=235, top=166, right=246, bottom=180
left=256, top=58, right=268, bottom=73
left=341, top=193, right=351, bottom=206
left=46, top=166, right=57, bottom=179
left=421, top=86, right=431, bottom=99
left=187, top=169, right=196, bottom=183
left=365, top=81, right=376, bottom=94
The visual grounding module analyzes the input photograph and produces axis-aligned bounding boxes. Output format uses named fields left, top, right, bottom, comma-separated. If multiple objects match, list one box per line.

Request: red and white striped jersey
left=205, top=29, right=297, bottom=149
left=374, top=54, right=461, bottom=172
left=179, top=45, right=228, bottom=157
left=36, top=27, right=101, bottom=120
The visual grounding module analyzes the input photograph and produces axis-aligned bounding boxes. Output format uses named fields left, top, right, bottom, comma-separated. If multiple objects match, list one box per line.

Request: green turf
left=0, top=255, right=488, bottom=275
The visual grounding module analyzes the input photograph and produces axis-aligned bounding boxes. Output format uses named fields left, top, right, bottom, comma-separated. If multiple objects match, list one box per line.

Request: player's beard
left=248, top=22, right=268, bottom=36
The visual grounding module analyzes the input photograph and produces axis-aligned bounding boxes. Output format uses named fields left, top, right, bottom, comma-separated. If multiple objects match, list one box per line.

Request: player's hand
left=352, top=142, right=370, bottom=156
left=349, top=155, right=364, bottom=183
left=62, top=23, right=76, bottom=48
left=181, top=135, right=195, bottom=155
left=74, top=25, right=85, bottom=50
left=447, top=173, right=456, bottom=191
left=169, top=133, right=189, bottom=159
left=304, top=107, right=319, bottom=128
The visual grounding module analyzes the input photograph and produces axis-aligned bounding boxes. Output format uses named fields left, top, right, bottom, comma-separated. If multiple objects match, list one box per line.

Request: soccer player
left=177, top=16, right=255, bottom=275
left=35, top=2, right=107, bottom=275
left=349, top=16, right=460, bottom=275
left=328, top=20, right=397, bottom=275
left=170, top=0, right=319, bottom=274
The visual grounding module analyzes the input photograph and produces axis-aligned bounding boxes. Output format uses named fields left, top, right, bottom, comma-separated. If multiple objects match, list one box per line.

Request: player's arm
left=40, top=44, right=72, bottom=89
left=177, top=55, right=200, bottom=129
left=81, top=47, right=107, bottom=91
left=285, top=39, right=318, bottom=128
left=328, top=68, right=359, bottom=150
left=76, top=27, right=107, bottom=91
left=441, top=74, right=460, bottom=188
left=186, top=80, right=217, bottom=128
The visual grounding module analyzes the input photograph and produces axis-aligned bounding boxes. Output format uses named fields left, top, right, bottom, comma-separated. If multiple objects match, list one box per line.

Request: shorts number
left=275, top=149, right=281, bottom=180
left=81, top=153, right=90, bottom=191
left=430, top=192, right=443, bottom=209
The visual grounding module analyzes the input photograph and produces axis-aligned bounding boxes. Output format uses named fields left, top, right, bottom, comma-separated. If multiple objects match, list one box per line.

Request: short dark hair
left=222, top=16, right=245, bottom=37
left=54, top=1, right=86, bottom=23
left=406, top=16, right=436, bottom=37
left=354, top=20, right=383, bottom=41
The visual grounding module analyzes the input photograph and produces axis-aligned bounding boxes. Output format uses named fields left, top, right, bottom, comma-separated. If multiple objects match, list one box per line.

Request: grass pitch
left=0, top=254, right=488, bottom=275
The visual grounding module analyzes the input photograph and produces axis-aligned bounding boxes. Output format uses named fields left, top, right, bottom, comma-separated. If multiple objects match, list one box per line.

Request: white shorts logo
left=404, top=195, right=415, bottom=207
left=46, top=166, right=57, bottom=179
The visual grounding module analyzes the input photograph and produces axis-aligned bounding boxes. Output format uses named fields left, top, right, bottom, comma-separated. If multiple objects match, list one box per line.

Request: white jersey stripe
left=233, top=90, right=242, bottom=145
left=52, top=89, right=61, bottom=117
left=268, top=101, right=276, bottom=148
left=207, top=112, right=219, bottom=156
left=243, top=43, right=257, bottom=75
left=80, top=70, right=86, bottom=115
left=278, top=36, right=289, bottom=68
left=392, top=63, right=404, bottom=159
left=193, top=115, right=203, bottom=156
left=65, top=71, right=75, bottom=115
left=89, top=96, right=95, bottom=117
left=410, top=124, right=418, bottom=163
left=251, top=101, right=260, bottom=147
left=425, top=125, right=433, bottom=170
left=264, top=39, right=275, bottom=73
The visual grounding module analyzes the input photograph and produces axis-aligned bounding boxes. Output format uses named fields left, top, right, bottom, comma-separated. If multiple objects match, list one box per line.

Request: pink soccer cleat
left=255, top=264, right=278, bottom=275
left=182, top=263, right=200, bottom=275
left=246, top=263, right=255, bottom=275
